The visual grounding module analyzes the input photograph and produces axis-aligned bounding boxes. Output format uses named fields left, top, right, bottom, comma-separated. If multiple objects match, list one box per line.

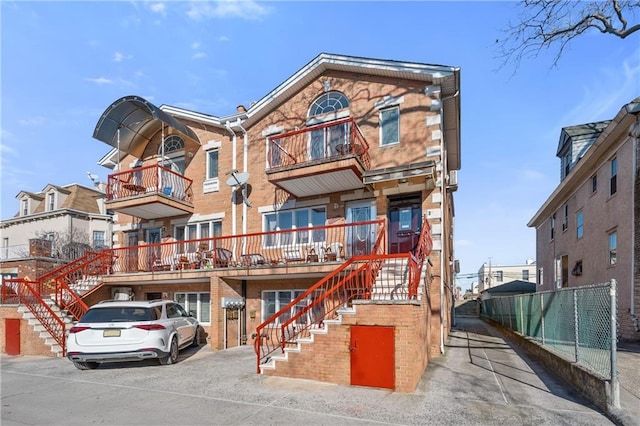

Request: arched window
left=308, top=92, right=349, bottom=117
left=158, top=135, right=185, bottom=174
left=158, top=135, right=184, bottom=154
left=307, top=92, right=351, bottom=160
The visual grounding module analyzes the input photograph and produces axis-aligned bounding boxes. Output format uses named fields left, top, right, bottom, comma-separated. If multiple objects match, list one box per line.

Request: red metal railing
left=2, top=279, right=66, bottom=355
left=254, top=216, right=433, bottom=371
left=106, top=220, right=384, bottom=274
left=268, top=117, right=371, bottom=170
left=106, top=164, right=194, bottom=203
left=254, top=221, right=387, bottom=372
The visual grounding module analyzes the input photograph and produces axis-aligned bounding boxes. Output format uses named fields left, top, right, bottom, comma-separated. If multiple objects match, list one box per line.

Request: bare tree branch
left=497, top=0, right=640, bottom=71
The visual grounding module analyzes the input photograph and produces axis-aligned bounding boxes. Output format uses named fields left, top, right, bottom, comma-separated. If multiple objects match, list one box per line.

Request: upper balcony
left=106, top=164, right=194, bottom=220
left=266, top=117, right=371, bottom=197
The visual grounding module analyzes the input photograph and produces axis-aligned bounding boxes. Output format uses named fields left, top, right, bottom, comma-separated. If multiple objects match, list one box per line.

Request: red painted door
left=350, top=325, right=394, bottom=390
left=5, top=318, right=20, bottom=355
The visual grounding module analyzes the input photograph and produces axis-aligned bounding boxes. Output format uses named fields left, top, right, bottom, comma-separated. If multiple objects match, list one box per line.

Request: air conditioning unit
left=112, top=287, right=133, bottom=301
left=447, top=170, right=458, bottom=190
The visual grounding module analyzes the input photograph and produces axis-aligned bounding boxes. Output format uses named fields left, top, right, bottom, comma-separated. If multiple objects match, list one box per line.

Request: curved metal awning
left=92, top=95, right=200, bottom=158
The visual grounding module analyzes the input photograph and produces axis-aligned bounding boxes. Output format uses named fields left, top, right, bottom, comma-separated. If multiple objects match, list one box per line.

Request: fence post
left=573, top=288, right=579, bottom=363
left=519, top=296, right=524, bottom=335
left=610, top=279, right=620, bottom=409
left=540, top=293, right=545, bottom=345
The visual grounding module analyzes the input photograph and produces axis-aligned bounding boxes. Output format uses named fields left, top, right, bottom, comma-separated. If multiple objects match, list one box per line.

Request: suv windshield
left=81, top=307, right=160, bottom=323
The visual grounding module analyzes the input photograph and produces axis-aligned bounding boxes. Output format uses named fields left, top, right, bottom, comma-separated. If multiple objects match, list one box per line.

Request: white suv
left=67, top=299, right=200, bottom=370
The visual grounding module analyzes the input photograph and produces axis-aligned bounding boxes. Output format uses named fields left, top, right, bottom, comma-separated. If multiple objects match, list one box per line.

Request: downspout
left=237, top=118, right=249, bottom=236
left=632, top=113, right=640, bottom=331
left=225, top=122, right=238, bottom=238
left=439, top=89, right=459, bottom=354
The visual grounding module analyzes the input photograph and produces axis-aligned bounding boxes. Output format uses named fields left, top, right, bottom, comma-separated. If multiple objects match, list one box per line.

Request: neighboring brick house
left=528, top=97, right=640, bottom=341
left=0, top=183, right=114, bottom=282
left=3, top=53, right=461, bottom=391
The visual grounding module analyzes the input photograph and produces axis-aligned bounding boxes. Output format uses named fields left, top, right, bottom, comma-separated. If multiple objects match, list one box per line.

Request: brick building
left=3, top=53, right=461, bottom=391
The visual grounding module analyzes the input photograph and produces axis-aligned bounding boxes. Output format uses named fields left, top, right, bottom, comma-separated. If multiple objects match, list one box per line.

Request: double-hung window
left=262, top=290, right=310, bottom=324
left=610, top=157, right=617, bottom=195
left=21, top=199, right=28, bottom=216
left=47, top=193, right=55, bottom=211
left=263, top=207, right=326, bottom=247
left=550, top=214, right=556, bottom=240
left=576, top=211, right=584, bottom=239
left=93, top=231, right=106, bottom=249
left=175, top=222, right=222, bottom=252
left=562, top=204, right=569, bottom=231
left=174, top=292, right=210, bottom=323
left=380, top=106, right=400, bottom=146
left=609, top=231, right=617, bottom=265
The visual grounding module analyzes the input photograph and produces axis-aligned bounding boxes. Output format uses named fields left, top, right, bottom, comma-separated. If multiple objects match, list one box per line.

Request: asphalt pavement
left=1, top=317, right=621, bottom=425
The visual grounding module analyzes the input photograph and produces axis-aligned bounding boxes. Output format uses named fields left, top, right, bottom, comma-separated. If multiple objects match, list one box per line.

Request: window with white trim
left=159, top=135, right=185, bottom=174
left=263, top=207, right=326, bottom=247
left=21, top=199, right=28, bottom=216
left=562, top=203, right=569, bottom=231
left=47, top=193, right=55, bottom=211
left=380, top=106, right=399, bottom=146
left=576, top=211, right=584, bottom=239
left=610, top=157, right=617, bottom=195
left=262, top=289, right=317, bottom=324
left=550, top=213, right=556, bottom=240
left=175, top=292, right=210, bottom=323
left=608, top=230, right=617, bottom=265
left=93, top=231, right=106, bottom=249
left=175, top=221, right=222, bottom=252
left=206, top=150, right=219, bottom=180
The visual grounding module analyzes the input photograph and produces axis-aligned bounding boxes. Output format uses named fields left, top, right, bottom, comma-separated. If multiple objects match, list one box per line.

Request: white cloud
left=113, top=52, right=133, bottom=62
left=218, top=36, right=230, bottom=42
left=86, top=77, right=113, bottom=85
left=191, top=41, right=202, bottom=50
left=148, top=2, right=166, bottom=16
left=193, top=52, right=207, bottom=59
left=18, top=116, right=45, bottom=126
left=186, top=0, right=269, bottom=21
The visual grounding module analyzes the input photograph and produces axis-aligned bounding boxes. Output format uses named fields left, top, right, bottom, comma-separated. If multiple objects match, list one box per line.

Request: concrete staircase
left=17, top=296, right=76, bottom=357
left=259, top=306, right=356, bottom=373
left=371, top=257, right=425, bottom=300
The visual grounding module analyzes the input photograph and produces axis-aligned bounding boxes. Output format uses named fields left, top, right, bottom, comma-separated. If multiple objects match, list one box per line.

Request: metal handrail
left=254, top=221, right=387, bottom=372
left=4, top=279, right=66, bottom=355
left=268, top=117, right=371, bottom=170
left=106, top=163, right=194, bottom=203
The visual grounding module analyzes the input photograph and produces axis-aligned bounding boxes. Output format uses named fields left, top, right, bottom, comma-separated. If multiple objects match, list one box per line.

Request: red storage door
left=350, top=325, right=394, bottom=390
left=5, top=318, right=21, bottom=355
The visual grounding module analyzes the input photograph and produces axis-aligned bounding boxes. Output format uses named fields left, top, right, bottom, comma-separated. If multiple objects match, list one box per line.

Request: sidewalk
left=615, top=340, right=640, bottom=425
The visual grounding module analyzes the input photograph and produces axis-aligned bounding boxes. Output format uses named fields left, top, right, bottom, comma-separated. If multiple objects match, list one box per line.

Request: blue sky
left=1, top=1, right=638, bottom=289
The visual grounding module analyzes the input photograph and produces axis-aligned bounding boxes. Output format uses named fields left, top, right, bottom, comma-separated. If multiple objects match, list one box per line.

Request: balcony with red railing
left=266, top=117, right=371, bottom=198
left=103, top=220, right=384, bottom=275
left=106, top=164, right=194, bottom=220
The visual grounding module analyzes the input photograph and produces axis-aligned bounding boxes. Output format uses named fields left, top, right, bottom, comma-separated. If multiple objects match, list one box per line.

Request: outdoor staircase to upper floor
left=17, top=296, right=76, bottom=357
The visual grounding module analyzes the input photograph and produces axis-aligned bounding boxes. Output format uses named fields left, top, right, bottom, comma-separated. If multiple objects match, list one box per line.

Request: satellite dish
left=225, top=171, right=252, bottom=207
left=225, top=172, right=250, bottom=188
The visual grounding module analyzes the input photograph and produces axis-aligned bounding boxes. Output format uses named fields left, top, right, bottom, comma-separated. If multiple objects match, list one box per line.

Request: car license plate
left=103, top=329, right=121, bottom=337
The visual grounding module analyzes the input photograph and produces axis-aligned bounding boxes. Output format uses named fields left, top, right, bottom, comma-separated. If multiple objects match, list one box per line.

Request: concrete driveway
left=1, top=318, right=614, bottom=425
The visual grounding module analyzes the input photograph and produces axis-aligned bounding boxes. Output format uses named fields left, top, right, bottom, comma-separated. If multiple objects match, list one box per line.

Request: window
left=495, top=271, right=503, bottom=282
left=380, top=106, right=399, bottom=146
left=537, top=268, right=543, bottom=286
left=571, top=260, right=583, bottom=276
left=93, top=231, right=106, bottom=249
left=21, top=199, right=28, bottom=216
left=555, top=255, right=568, bottom=288
left=591, top=175, right=597, bottom=193
left=610, top=157, right=617, bottom=195
left=47, top=193, right=55, bottom=211
left=609, top=231, right=617, bottom=265
left=264, top=207, right=326, bottom=247
left=576, top=211, right=584, bottom=239
left=158, top=135, right=185, bottom=174
left=308, top=92, right=349, bottom=117
left=562, top=204, right=569, bottom=231
left=262, top=290, right=308, bottom=323
left=550, top=214, right=556, bottom=240
left=562, top=153, right=571, bottom=178
left=175, top=221, right=222, bottom=252
left=175, top=292, right=210, bottom=323
left=522, top=270, right=529, bottom=281
left=206, top=150, right=219, bottom=180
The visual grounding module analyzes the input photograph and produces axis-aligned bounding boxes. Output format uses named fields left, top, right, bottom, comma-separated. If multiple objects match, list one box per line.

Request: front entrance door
left=350, top=325, right=395, bottom=389
left=346, top=201, right=376, bottom=257
left=388, top=194, right=422, bottom=254
left=5, top=318, right=20, bottom=355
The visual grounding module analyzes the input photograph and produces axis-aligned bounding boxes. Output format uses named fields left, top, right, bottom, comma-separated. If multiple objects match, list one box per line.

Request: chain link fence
left=481, top=281, right=617, bottom=381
